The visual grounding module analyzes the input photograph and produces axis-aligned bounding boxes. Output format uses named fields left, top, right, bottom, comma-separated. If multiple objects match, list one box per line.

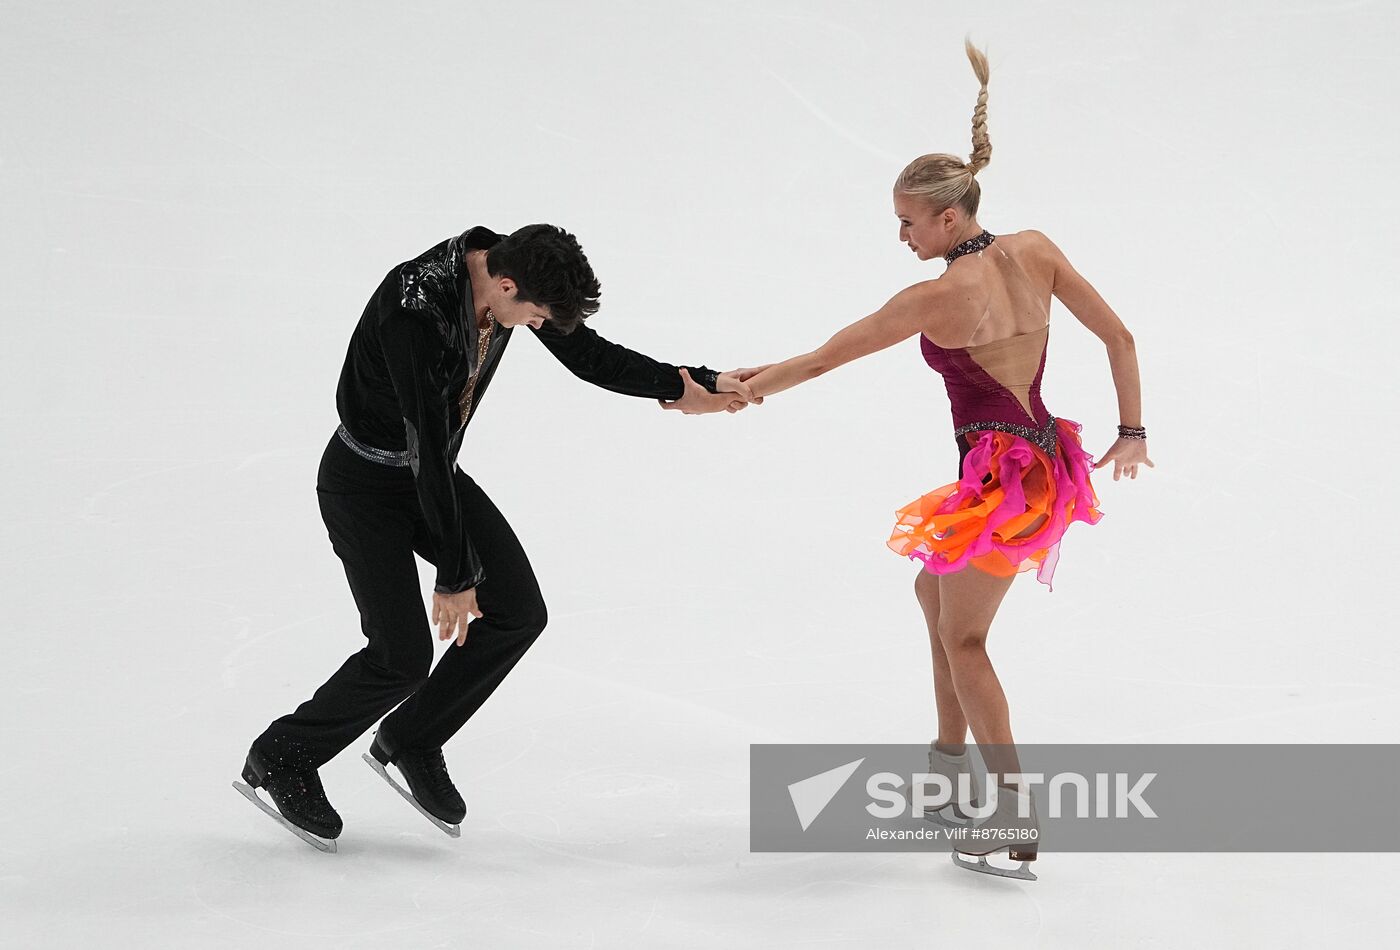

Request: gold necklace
left=456, top=309, right=496, bottom=430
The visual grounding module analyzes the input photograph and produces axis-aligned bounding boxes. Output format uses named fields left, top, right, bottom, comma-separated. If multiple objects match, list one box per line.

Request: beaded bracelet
left=1117, top=424, right=1147, bottom=441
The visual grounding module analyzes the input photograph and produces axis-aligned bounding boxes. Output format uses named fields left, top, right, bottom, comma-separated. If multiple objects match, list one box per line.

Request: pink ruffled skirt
left=886, top=417, right=1104, bottom=590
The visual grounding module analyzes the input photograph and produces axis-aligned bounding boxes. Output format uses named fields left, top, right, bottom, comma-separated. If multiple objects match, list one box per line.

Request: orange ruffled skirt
left=887, top=417, right=1104, bottom=591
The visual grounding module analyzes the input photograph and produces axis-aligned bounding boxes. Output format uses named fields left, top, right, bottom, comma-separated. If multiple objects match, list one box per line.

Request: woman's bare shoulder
left=902, top=272, right=983, bottom=345
left=999, top=228, right=1062, bottom=258
left=997, top=229, right=1068, bottom=287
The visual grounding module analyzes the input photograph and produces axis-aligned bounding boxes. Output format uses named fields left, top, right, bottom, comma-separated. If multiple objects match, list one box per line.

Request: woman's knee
left=937, top=621, right=989, bottom=655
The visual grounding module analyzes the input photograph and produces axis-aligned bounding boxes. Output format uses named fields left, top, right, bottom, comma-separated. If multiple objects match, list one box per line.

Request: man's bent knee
left=487, top=596, right=547, bottom=640
left=520, top=597, right=547, bottom=637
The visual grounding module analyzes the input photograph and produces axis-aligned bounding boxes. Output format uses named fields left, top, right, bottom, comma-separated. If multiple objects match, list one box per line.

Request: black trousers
left=255, top=430, right=548, bottom=770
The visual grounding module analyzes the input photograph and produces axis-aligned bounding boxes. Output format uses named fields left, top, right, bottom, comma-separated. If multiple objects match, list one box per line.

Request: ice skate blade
left=232, top=780, right=337, bottom=853
left=951, top=850, right=1038, bottom=882
left=361, top=753, right=462, bottom=838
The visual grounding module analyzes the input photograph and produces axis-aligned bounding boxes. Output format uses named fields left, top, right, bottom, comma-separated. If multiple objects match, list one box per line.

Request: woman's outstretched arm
left=740, top=282, right=943, bottom=400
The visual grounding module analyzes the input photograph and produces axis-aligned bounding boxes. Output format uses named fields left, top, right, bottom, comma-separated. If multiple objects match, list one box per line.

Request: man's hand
left=658, top=368, right=755, bottom=415
left=432, top=587, right=483, bottom=646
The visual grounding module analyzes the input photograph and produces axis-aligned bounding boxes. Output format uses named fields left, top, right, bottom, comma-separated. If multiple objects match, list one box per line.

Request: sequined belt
left=336, top=423, right=412, bottom=467
left=954, top=414, right=1059, bottom=459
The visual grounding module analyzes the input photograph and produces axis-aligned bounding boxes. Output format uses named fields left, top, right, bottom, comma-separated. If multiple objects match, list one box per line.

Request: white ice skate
left=950, top=783, right=1039, bottom=882
left=911, top=742, right=983, bottom=830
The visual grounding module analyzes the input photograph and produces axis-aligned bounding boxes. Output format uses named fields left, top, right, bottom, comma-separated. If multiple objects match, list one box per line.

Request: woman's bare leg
left=914, top=569, right=968, bottom=753
left=936, top=565, right=1021, bottom=780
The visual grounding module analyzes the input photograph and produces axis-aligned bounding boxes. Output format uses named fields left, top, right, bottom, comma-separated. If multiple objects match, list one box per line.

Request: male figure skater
left=233, top=224, right=749, bottom=850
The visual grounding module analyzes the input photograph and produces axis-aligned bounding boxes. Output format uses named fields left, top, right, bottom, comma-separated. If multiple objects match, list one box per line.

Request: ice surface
left=2, top=0, right=1398, bottom=946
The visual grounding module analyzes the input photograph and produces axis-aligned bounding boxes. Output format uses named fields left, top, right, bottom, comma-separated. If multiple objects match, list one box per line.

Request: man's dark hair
left=486, top=224, right=601, bottom=334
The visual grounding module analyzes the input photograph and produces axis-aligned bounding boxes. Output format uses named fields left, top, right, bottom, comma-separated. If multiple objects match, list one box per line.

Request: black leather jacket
left=333, top=226, right=722, bottom=595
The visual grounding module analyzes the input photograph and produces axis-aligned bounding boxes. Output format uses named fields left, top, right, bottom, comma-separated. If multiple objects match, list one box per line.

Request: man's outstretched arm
left=530, top=320, right=748, bottom=412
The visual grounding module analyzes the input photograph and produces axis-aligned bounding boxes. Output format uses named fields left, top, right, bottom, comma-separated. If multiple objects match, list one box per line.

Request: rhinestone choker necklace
left=944, top=230, right=995, bottom=265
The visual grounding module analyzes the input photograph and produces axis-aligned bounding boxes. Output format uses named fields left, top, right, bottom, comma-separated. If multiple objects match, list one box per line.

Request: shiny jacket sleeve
left=530, top=321, right=720, bottom=398
left=380, top=308, right=485, bottom=594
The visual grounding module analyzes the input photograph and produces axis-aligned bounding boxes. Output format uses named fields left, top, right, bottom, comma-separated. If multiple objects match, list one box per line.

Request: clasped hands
left=657, top=366, right=773, bottom=415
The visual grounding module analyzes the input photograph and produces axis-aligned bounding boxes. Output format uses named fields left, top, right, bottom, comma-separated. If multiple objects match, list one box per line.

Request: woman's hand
left=432, top=588, right=483, bottom=646
left=718, top=368, right=766, bottom=405
left=716, top=369, right=761, bottom=402
left=1093, top=438, right=1154, bottom=481
left=728, top=364, right=774, bottom=383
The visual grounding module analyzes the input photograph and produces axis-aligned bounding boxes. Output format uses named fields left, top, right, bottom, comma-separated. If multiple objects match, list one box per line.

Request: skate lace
left=415, top=748, right=454, bottom=796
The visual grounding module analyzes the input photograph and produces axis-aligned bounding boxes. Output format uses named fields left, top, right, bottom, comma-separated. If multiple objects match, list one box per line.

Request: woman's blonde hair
left=894, top=37, right=991, bottom=216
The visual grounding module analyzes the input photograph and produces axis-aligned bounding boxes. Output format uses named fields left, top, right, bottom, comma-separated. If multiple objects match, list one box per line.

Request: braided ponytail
left=964, top=37, right=991, bottom=177
left=894, top=37, right=994, bottom=217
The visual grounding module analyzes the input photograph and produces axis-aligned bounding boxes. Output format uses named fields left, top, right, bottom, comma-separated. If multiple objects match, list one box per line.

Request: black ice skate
left=362, top=726, right=465, bottom=837
left=232, top=743, right=343, bottom=853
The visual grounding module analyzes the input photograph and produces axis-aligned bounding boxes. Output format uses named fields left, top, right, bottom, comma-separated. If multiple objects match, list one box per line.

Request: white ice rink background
left=2, top=0, right=1397, bottom=946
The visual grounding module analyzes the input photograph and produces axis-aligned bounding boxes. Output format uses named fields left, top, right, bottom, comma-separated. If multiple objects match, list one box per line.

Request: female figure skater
left=718, top=40, right=1151, bottom=880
